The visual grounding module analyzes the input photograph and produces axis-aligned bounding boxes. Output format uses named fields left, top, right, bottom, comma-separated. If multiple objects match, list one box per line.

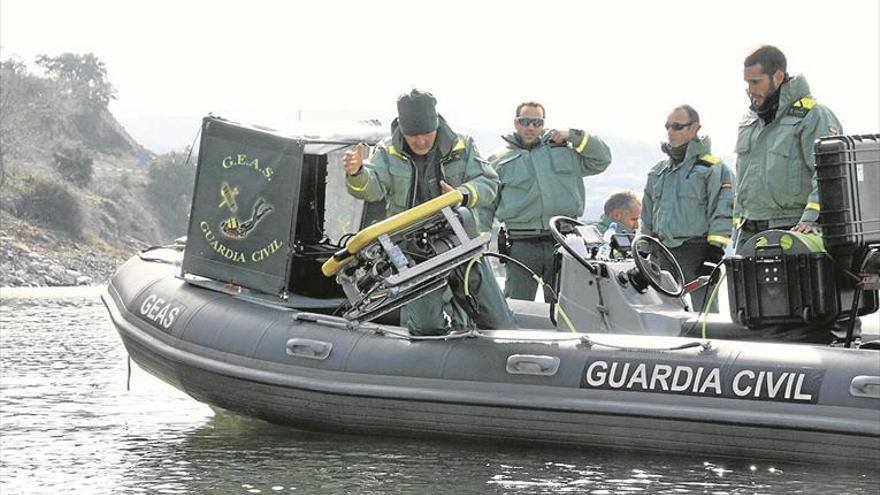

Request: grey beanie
left=397, top=89, right=438, bottom=135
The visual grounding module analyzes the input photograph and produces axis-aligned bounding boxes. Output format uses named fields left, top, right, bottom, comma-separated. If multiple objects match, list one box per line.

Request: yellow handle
left=321, top=190, right=464, bottom=277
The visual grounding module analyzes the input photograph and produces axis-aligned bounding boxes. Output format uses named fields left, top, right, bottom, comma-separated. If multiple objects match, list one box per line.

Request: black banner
left=182, top=117, right=304, bottom=294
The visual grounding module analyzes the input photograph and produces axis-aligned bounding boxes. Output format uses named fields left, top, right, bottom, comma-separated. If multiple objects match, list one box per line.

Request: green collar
left=775, top=74, right=812, bottom=119
left=502, top=132, right=546, bottom=150
left=683, top=136, right=712, bottom=162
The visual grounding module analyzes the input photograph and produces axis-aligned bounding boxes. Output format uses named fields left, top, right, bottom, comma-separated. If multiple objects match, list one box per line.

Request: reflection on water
left=1, top=287, right=877, bottom=494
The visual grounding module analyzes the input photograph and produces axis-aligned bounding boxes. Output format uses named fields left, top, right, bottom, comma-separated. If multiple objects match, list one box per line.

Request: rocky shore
left=0, top=215, right=135, bottom=288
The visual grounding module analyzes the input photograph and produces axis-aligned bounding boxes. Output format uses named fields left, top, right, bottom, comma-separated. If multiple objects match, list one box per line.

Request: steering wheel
left=549, top=216, right=597, bottom=272
left=630, top=235, right=684, bottom=297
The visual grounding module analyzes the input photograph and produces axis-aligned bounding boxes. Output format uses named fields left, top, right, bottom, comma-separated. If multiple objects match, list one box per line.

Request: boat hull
left=103, top=250, right=880, bottom=463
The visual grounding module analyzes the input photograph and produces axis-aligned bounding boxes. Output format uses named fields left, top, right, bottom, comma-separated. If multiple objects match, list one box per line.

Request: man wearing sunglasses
left=479, top=101, right=612, bottom=301
left=734, top=45, right=842, bottom=247
left=343, top=89, right=515, bottom=335
left=641, top=105, right=734, bottom=313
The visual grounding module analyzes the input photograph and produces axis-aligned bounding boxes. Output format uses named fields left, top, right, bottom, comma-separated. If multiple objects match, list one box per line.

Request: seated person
left=596, top=190, right=641, bottom=235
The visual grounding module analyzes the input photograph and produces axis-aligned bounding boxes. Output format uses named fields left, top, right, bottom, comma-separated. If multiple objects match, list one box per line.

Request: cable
left=701, top=271, right=726, bottom=339
left=555, top=304, right=578, bottom=334
left=677, top=260, right=725, bottom=338
left=469, top=251, right=579, bottom=333
left=843, top=246, right=877, bottom=347
left=463, top=255, right=481, bottom=297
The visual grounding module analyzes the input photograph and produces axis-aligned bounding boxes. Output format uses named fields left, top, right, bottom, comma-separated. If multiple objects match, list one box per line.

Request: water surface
left=1, top=287, right=876, bottom=494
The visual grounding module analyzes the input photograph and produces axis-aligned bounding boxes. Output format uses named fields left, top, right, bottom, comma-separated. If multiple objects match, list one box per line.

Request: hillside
left=0, top=54, right=195, bottom=287
left=0, top=54, right=673, bottom=288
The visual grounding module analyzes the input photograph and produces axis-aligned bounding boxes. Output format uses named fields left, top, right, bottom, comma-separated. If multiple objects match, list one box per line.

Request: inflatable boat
left=102, top=117, right=880, bottom=463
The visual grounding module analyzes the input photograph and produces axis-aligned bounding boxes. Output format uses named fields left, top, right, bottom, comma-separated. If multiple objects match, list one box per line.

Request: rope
left=464, top=251, right=580, bottom=334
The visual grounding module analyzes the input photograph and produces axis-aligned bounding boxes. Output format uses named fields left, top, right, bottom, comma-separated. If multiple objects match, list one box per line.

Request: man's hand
left=791, top=223, right=819, bottom=234
left=548, top=129, right=568, bottom=144
left=343, top=143, right=365, bottom=176
left=439, top=180, right=469, bottom=206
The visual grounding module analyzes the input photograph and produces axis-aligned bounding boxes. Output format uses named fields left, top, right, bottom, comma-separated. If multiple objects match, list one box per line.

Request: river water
left=1, top=287, right=877, bottom=495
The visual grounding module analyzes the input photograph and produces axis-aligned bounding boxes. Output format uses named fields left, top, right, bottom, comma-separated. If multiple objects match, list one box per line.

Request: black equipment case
left=815, top=134, right=880, bottom=252
left=725, top=231, right=839, bottom=328
left=726, top=134, right=880, bottom=329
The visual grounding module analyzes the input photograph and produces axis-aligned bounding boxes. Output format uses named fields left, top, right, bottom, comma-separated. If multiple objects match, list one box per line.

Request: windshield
left=323, top=147, right=366, bottom=243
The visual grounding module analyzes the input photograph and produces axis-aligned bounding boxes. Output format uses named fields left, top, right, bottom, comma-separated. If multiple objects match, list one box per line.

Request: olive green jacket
left=641, top=136, right=735, bottom=249
left=346, top=117, right=498, bottom=216
left=479, top=130, right=611, bottom=231
left=734, top=75, right=842, bottom=226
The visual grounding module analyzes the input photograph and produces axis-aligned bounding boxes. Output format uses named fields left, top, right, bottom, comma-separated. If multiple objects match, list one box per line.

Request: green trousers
left=403, top=258, right=517, bottom=335
left=658, top=238, right=718, bottom=313
left=504, top=237, right=557, bottom=301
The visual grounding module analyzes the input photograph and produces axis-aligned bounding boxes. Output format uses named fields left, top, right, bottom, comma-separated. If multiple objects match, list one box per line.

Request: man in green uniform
left=735, top=45, right=842, bottom=247
left=597, top=190, right=641, bottom=235
left=480, top=101, right=612, bottom=301
left=343, top=89, right=515, bottom=335
left=641, top=105, right=734, bottom=313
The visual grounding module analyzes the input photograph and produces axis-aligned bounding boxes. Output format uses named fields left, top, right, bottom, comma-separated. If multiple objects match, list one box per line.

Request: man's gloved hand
left=698, top=244, right=726, bottom=282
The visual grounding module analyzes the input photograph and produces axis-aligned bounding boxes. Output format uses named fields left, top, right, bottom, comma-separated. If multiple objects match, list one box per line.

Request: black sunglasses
left=665, top=121, right=693, bottom=131
left=517, top=117, right=545, bottom=127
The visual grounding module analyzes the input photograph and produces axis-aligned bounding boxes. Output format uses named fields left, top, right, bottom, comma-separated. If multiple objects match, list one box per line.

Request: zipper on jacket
left=412, top=147, right=462, bottom=208
left=403, top=152, right=418, bottom=209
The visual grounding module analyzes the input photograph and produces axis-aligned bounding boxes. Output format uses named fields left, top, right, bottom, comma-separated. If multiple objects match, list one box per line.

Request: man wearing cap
left=641, top=104, right=734, bottom=313
left=342, top=89, right=515, bottom=335
left=479, top=101, right=612, bottom=301
left=735, top=44, right=842, bottom=247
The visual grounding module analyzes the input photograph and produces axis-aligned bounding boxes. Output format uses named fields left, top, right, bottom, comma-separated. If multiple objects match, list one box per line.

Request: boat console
left=547, top=134, right=880, bottom=344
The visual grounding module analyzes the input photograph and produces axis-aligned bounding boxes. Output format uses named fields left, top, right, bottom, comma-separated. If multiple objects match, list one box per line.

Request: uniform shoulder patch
left=387, top=145, right=407, bottom=160
left=696, top=153, right=720, bottom=166
left=796, top=97, right=816, bottom=109
left=787, top=97, right=815, bottom=118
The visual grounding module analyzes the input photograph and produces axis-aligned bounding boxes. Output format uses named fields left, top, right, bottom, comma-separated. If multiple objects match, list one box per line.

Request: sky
left=2, top=0, right=879, bottom=160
